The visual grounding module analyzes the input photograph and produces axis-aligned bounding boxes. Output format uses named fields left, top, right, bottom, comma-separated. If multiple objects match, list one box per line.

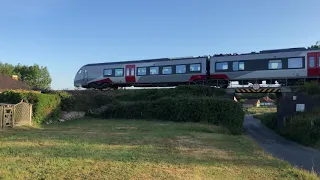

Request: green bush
left=60, top=91, right=116, bottom=111
left=279, top=110, right=320, bottom=146
left=96, top=97, right=244, bottom=135
left=0, top=91, right=61, bottom=124
left=255, top=113, right=277, bottom=130
left=62, top=85, right=226, bottom=111
left=297, top=81, right=320, bottom=95
left=174, top=85, right=226, bottom=97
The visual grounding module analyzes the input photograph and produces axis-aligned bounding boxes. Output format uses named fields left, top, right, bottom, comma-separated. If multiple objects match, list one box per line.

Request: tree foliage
left=0, top=62, right=17, bottom=76
left=0, top=62, right=52, bottom=90
left=310, top=41, right=320, bottom=49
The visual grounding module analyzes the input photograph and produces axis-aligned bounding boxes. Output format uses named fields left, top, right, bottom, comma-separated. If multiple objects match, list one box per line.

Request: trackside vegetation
left=60, top=85, right=244, bottom=135
left=91, top=97, right=244, bottom=135
left=0, top=119, right=317, bottom=179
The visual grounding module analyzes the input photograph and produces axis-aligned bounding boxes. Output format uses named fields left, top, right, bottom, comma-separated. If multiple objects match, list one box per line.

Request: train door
left=307, top=52, right=320, bottom=76
left=318, top=53, right=320, bottom=76
left=125, top=65, right=136, bottom=83
left=83, top=69, right=88, bottom=82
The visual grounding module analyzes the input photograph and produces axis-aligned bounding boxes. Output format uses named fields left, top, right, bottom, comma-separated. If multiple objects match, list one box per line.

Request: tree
left=19, top=64, right=52, bottom=90
left=0, top=62, right=16, bottom=76
left=0, top=62, right=52, bottom=90
left=311, top=41, right=320, bottom=48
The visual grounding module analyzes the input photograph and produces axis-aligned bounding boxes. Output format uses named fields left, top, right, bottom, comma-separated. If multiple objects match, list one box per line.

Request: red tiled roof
left=259, top=96, right=275, bottom=103
left=0, top=75, right=31, bottom=91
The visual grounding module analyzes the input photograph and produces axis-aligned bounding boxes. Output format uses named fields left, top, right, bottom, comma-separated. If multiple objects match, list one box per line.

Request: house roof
left=259, top=96, right=275, bottom=103
left=0, top=75, right=31, bottom=91
left=244, top=99, right=259, bottom=105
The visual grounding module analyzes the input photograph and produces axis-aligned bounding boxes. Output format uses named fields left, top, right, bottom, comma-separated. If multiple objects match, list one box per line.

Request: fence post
left=0, top=106, right=3, bottom=129
left=29, top=104, right=33, bottom=125
left=12, top=106, right=15, bottom=128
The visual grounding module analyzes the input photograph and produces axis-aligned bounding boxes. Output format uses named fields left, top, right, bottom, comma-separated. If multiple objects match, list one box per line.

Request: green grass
left=247, top=107, right=277, bottom=115
left=0, top=119, right=317, bottom=179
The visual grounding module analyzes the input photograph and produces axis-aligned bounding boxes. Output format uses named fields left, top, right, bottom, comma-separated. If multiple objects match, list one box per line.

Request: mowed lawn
left=0, top=119, right=317, bottom=180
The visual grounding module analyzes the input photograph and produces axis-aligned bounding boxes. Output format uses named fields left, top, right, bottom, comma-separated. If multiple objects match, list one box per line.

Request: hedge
left=94, top=97, right=244, bottom=135
left=116, top=85, right=226, bottom=101
left=61, top=85, right=227, bottom=111
left=279, top=110, right=320, bottom=146
left=0, top=91, right=61, bottom=124
left=255, top=113, right=277, bottom=130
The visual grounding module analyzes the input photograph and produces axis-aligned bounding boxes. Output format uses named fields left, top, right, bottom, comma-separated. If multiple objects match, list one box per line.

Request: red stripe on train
left=189, top=75, right=207, bottom=82
left=209, top=74, right=229, bottom=80
left=189, top=74, right=229, bottom=82
left=96, top=78, right=112, bottom=83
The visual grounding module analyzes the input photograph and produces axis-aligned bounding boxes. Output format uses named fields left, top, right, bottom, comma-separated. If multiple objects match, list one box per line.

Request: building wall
left=276, top=93, right=320, bottom=129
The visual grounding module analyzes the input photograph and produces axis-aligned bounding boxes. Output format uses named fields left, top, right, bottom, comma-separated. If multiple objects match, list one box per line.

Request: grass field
left=0, top=119, right=317, bottom=179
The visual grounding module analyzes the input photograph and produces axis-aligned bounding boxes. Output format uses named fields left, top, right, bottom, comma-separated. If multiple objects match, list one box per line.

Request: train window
left=190, top=64, right=201, bottom=72
left=131, top=68, right=135, bottom=76
left=137, top=67, right=147, bottom=75
left=288, top=58, right=303, bottom=68
left=162, top=66, right=172, bottom=74
left=78, top=69, right=82, bottom=74
left=103, top=69, right=112, bottom=76
left=176, top=65, right=186, bottom=74
left=216, top=62, right=228, bottom=70
left=268, top=60, right=282, bottom=69
left=115, top=69, right=123, bottom=76
left=239, top=62, right=244, bottom=70
left=233, top=62, right=239, bottom=71
left=150, top=67, right=159, bottom=75
left=318, top=57, right=320, bottom=67
left=309, top=57, right=315, bottom=68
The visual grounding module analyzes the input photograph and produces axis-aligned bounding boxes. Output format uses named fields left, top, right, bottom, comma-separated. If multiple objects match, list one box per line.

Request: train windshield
left=78, top=69, right=82, bottom=74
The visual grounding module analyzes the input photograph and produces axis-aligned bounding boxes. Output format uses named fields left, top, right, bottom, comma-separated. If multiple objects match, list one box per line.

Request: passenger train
left=74, top=47, right=320, bottom=89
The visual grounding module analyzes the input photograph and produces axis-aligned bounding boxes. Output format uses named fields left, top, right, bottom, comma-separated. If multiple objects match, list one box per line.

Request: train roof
left=84, top=56, right=208, bottom=67
left=212, top=47, right=320, bottom=57
left=83, top=47, right=320, bottom=67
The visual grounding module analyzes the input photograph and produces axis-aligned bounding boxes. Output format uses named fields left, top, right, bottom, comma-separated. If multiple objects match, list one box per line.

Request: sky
left=0, top=0, right=319, bottom=90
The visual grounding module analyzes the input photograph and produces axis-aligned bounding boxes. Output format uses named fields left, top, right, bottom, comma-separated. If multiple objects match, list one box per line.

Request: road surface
left=244, top=115, right=320, bottom=174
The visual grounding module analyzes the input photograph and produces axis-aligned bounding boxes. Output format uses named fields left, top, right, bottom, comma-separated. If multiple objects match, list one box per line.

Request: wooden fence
left=0, top=102, right=32, bottom=129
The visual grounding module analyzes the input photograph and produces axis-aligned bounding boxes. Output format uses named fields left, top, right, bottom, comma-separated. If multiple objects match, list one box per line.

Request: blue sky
left=0, top=0, right=319, bottom=90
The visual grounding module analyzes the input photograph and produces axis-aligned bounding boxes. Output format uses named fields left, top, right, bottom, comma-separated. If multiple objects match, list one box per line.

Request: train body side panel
left=209, top=50, right=311, bottom=80
left=83, top=57, right=207, bottom=86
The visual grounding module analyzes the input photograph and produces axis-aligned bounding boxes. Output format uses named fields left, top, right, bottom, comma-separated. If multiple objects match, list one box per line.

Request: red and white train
left=74, top=47, right=320, bottom=89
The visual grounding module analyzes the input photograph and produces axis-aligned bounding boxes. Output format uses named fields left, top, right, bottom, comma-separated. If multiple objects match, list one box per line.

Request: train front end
left=74, top=67, right=84, bottom=88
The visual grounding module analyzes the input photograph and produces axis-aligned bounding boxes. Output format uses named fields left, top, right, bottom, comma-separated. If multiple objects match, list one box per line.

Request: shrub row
left=257, top=109, right=320, bottom=146
left=297, top=81, right=320, bottom=95
left=0, top=91, right=61, bottom=124
left=61, top=85, right=226, bottom=111
left=279, top=110, right=320, bottom=146
left=92, top=97, right=244, bottom=135
left=255, top=113, right=277, bottom=130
